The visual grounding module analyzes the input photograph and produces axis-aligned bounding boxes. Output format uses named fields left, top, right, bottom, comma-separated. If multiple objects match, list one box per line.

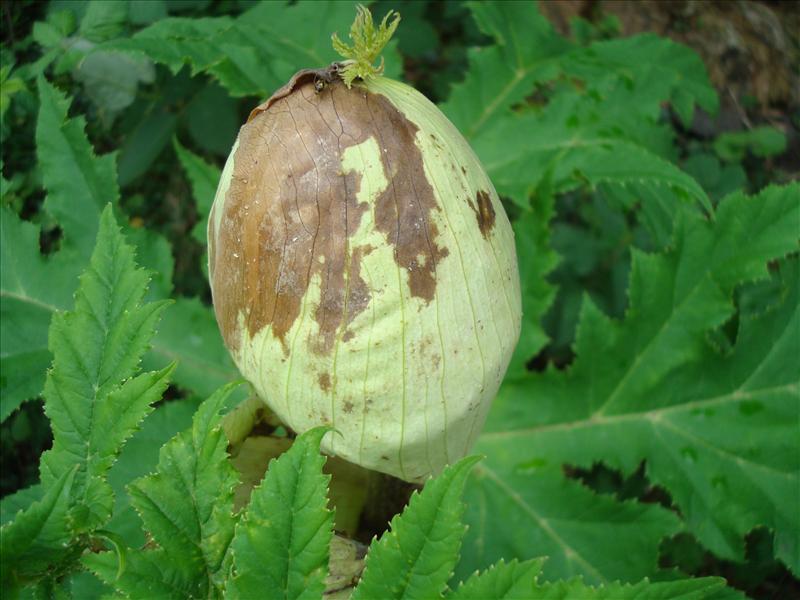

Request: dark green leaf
left=0, top=468, right=76, bottom=592
left=229, top=427, right=334, bottom=600
left=144, top=297, right=242, bottom=400
left=36, top=77, right=119, bottom=261
left=352, top=456, right=481, bottom=600
left=0, top=210, right=79, bottom=420
left=471, top=184, right=800, bottom=579
left=449, top=559, right=544, bottom=599
left=104, top=383, right=241, bottom=597
left=39, top=206, right=173, bottom=531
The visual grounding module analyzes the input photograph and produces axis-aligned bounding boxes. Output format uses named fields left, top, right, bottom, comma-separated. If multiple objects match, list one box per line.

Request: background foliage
left=1, top=1, right=797, bottom=598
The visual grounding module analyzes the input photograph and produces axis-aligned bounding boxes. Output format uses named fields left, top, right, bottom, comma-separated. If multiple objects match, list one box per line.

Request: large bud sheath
left=208, top=71, right=521, bottom=482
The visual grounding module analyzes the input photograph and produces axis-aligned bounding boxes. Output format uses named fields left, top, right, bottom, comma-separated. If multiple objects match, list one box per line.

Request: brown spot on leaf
left=210, top=74, right=449, bottom=357
left=318, top=373, right=331, bottom=392
left=467, top=190, right=496, bottom=240
left=343, top=401, right=354, bottom=414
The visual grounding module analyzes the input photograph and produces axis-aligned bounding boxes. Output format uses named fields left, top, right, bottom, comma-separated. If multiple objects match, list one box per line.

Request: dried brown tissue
left=210, top=75, right=450, bottom=357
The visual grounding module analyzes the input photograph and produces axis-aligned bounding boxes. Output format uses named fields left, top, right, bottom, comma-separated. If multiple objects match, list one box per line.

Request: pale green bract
left=209, top=75, right=522, bottom=483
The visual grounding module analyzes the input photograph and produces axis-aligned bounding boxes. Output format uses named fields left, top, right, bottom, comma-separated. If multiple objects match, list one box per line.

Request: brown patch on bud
left=467, top=189, right=496, bottom=240
left=208, top=201, right=217, bottom=280
left=210, top=73, right=448, bottom=356
left=318, top=372, right=331, bottom=392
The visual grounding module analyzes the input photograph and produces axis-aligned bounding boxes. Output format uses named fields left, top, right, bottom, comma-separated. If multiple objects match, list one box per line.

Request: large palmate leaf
left=86, top=383, right=240, bottom=598
left=440, top=1, right=570, bottom=139
left=450, top=558, right=740, bottom=600
left=349, top=455, right=733, bottom=600
left=0, top=210, right=80, bottom=420
left=352, top=456, right=481, bottom=600
left=441, top=2, right=716, bottom=211
left=462, top=184, right=800, bottom=581
left=459, top=462, right=680, bottom=585
left=228, top=427, right=334, bottom=600
left=533, top=576, right=743, bottom=600
left=39, top=206, right=174, bottom=531
left=144, top=297, right=242, bottom=401
left=561, top=33, right=718, bottom=126
left=472, top=89, right=710, bottom=211
left=505, top=177, right=559, bottom=378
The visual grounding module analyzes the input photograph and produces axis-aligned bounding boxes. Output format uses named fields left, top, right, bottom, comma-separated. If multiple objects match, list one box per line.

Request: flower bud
left=208, top=68, right=521, bottom=482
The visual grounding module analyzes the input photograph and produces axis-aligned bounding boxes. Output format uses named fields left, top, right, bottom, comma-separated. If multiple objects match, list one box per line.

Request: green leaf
left=117, top=108, right=178, bottom=187
left=101, top=383, right=241, bottom=597
left=449, top=558, right=738, bottom=599
left=469, top=184, right=800, bottom=579
left=173, top=137, right=221, bottom=281
left=228, top=427, right=334, bottom=600
left=474, top=98, right=710, bottom=212
left=0, top=208, right=174, bottom=422
left=105, top=397, right=201, bottom=547
left=122, top=224, right=175, bottom=300
left=562, top=34, right=718, bottom=125
left=2, top=78, right=175, bottom=419
left=100, top=16, right=239, bottom=76
left=441, top=1, right=570, bottom=139
left=441, top=4, right=715, bottom=212
left=241, top=0, right=374, bottom=82
left=449, top=559, right=544, bottom=599
left=0, top=485, right=43, bottom=526
left=73, top=51, right=155, bottom=121
left=129, top=0, right=168, bottom=25
left=98, top=15, right=275, bottom=97
left=505, top=177, right=559, bottom=378
left=331, top=4, right=400, bottom=87
left=39, top=206, right=173, bottom=532
left=4, top=76, right=124, bottom=419
left=0, top=67, right=25, bottom=122
left=183, top=82, right=239, bottom=156
left=173, top=137, right=221, bottom=245
left=36, top=77, right=120, bottom=261
left=0, top=210, right=79, bottom=421
left=533, top=576, right=742, bottom=599
left=713, top=126, right=788, bottom=162
left=458, top=463, right=680, bottom=586
left=144, top=297, right=243, bottom=400
left=79, top=0, right=128, bottom=43
left=100, top=2, right=402, bottom=97
left=0, top=467, right=76, bottom=592
left=84, top=548, right=194, bottom=599
left=352, top=456, right=481, bottom=600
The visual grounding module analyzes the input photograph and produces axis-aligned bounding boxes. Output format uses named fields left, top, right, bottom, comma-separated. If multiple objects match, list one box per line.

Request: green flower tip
left=331, top=4, right=400, bottom=88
